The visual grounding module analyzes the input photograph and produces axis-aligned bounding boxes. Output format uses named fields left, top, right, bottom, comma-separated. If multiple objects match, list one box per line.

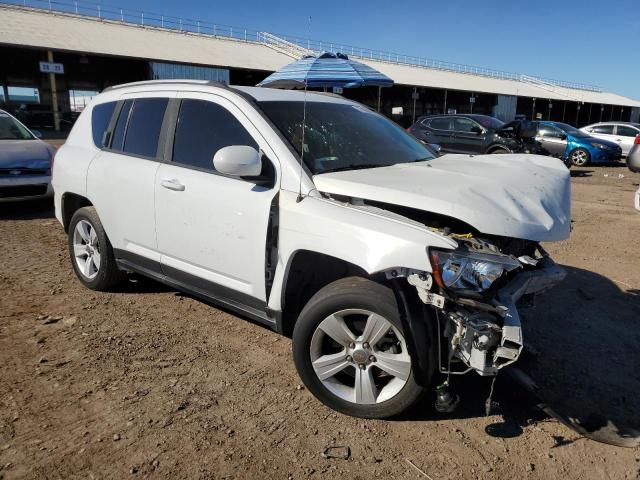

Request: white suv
left=53, top=80, right=570, bottom=418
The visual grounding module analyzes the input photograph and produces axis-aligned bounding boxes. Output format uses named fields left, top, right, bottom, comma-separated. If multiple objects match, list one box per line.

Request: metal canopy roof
left=1, top=5, right=638, bottom=107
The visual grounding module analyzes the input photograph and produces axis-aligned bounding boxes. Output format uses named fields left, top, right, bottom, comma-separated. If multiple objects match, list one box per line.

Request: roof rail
left=103, top=79, right=228, bottom=92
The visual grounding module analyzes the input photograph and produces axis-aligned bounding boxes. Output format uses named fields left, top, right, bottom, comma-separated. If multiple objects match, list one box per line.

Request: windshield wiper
left=320, top=164, right=385, bottom=174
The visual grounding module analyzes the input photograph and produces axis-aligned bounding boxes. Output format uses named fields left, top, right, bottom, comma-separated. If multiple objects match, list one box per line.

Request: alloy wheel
left=73, top=219, right=101, bottom=280
left=309, top=309, right=411, bottom=405
left=571, top=149, right=589, bottom=166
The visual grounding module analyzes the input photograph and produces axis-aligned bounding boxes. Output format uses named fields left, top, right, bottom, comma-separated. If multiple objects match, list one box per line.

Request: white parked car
left=53, top=80, right=570, bottom=418
left=580, top=122, right=640, bottom=157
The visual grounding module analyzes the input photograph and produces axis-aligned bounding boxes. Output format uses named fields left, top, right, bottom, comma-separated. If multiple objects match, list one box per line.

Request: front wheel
left=489, top=147, right=511, bottom=154
left=292, top=277, right=425, bottom=418
left=68, top=207, right=125, bottom=291
left=570, top=148, right=590, bottom=166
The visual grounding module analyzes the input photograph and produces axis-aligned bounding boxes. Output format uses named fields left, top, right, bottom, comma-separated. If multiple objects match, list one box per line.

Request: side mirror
left=31, top=129, right=43, bottom=139
left=213, top=145, right=262, bottom=177
left=470, top=126, right=483, bottom=134
left=429, top=143, right=442, bottom=155
left=559, top=133, right=567, bottom=140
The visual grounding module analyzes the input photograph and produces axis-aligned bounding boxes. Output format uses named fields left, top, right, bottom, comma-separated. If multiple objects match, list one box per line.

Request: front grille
left=0, top=168, right=50, bottom=176
left=0, top=184, right=48, bottom=198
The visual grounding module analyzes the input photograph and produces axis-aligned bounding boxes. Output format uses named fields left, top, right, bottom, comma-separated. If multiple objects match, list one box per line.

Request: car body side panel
left=52, top=105, right=97, bottom=224
left=267, top=190, right=457, bottom=311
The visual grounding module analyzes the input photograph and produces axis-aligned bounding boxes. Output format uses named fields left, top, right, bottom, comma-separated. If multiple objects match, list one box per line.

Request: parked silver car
left=0, top=109, right=55, bottom=202
left=580, top=122, right=640, bottom=157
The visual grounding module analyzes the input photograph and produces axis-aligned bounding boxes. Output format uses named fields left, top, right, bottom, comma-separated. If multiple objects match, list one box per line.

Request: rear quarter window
left=91, top=101, right=117, bottom=148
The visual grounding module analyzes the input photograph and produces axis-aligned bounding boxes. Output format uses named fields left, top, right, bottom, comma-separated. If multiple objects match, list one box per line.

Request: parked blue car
left=535, top=121, right=622, bottom=166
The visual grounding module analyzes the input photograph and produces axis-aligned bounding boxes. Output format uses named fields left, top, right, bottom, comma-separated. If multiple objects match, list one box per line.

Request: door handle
left=160, top=179, right=185, bottom=191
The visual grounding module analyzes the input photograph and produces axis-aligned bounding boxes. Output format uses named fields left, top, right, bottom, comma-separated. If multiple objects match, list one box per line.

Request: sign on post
left=39, top=62, right=64, bottom=74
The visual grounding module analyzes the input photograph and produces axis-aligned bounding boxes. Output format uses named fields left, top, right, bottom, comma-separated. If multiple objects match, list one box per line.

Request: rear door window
left=428, top=117, right=451, bottom=131
left=617, top=125, right=639, bottom=137
left=172, top=99, right=258, bottom=171
left=590, top=124, right=614, bottom=134
left=91, top=101, right=116, bottom=148
left=122, top=98, right=169, bottom=158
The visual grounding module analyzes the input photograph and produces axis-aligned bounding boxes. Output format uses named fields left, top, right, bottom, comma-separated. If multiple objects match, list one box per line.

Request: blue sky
left=119, top=0, right=639, bottom=99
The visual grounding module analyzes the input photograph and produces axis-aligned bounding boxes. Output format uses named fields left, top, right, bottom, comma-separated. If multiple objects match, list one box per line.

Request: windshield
left=553, top=122, right=589, bottom=138
left=0, top=112, right=34, bottom=140
left=474, top=116, right=504, bottom=130
left=258, top=101, right=435, bottom=174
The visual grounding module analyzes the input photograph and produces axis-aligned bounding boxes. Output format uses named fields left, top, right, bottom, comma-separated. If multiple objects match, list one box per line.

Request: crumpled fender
left=267, top=190, right=457, bottom=311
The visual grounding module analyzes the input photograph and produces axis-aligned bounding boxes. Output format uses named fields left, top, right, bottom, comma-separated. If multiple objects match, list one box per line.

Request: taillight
left=634, top=135, right=640, bottom=145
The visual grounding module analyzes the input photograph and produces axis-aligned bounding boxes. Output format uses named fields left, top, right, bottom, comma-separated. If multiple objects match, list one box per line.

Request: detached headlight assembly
left=429, top=249, right=521, bottom=293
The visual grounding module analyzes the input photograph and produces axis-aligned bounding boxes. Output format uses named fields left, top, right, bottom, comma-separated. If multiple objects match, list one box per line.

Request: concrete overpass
left=1, top=1, right=638, bottom=131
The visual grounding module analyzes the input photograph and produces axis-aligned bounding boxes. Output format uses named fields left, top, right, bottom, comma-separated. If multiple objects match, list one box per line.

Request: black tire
left=569, top=148, right=591, bottom=166
left=67, top=206, right=125, bottom=291
left=489, top=147, right=511, bottom=154
left=292, top=277, right=425, bottom=419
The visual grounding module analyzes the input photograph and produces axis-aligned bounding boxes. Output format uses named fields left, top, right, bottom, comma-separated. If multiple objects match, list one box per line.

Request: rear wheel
left=570, top=148, right=590, bottom=166
left=292, top=277, right=425, bottom=418
left=68, top=207, right=124, bottom=291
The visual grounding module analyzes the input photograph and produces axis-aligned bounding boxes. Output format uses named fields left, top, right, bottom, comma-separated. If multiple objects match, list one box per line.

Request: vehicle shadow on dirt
left=519, top=265, right=640, bottom=446
left=570, top=169, right=594, bottom=178
left=399, top=265, right=640, bottom=447
left=0, top=200, right=55, bottom=220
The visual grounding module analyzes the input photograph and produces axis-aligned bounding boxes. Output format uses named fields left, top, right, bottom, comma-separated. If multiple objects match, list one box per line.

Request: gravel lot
left=1, top=152, right=639, bottom=479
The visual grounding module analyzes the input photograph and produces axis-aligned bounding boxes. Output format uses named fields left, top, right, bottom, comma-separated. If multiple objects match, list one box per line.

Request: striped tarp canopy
left=257, top=52, right=394, bottom=89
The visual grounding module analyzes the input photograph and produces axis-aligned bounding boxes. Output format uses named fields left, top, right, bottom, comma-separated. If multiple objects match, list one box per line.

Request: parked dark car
left=407, top=114, right=552, bottom=158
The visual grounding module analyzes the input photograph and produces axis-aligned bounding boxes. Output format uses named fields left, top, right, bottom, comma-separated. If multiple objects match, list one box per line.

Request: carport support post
left=412, top=87, right=417, bottom=123
left=377, top=86, right=381, bottom=112
left=47, top=50, right=61, bottom=132
left=562, top=102, right=567, bottom=122
left=531, top=98, right=536, bottom=120
left=443, top=89, right=447, bottom=114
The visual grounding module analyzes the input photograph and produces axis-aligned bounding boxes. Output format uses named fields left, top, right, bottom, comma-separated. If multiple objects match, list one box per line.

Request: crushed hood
left=313, top=154, right=571, bottom=242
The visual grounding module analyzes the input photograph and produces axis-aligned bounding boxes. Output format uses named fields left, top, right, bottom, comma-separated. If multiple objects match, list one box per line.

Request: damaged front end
left=410, top=237, right=566, bottom=377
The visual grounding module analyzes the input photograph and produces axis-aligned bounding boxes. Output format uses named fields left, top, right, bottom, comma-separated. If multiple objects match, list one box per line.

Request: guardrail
left=258, top=32, right=313, bottom=60
left=0, top=0, right=603, bottom=93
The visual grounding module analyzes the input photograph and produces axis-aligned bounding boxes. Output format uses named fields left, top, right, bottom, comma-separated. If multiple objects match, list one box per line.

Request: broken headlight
left=429, top=250, right=521, bottom=293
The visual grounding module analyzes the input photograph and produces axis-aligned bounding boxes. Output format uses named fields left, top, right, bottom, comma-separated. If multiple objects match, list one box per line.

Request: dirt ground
left=1, top=152, right=640, bottom=479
